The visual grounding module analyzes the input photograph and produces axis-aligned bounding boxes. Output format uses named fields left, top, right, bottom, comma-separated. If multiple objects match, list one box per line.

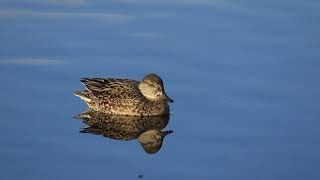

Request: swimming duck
left=74, top=74, right=174, bottom=116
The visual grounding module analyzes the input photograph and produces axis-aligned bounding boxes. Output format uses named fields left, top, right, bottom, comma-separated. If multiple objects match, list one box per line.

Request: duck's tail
left=74, top=90, right=92, bottom=105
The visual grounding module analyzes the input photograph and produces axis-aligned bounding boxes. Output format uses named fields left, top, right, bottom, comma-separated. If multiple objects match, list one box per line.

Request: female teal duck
left=74, top=74, right=174, bottom=116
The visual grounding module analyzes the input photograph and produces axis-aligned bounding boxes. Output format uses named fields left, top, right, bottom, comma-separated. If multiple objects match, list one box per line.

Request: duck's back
left=81, top=78, right=141, bottom=99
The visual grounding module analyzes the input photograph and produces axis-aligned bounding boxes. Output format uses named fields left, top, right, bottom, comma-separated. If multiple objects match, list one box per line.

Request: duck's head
left=138, top=74, right=174, bottom=103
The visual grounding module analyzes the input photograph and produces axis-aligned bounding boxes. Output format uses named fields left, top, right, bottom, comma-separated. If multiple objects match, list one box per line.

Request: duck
left=74, top=74, right=174, bottom=116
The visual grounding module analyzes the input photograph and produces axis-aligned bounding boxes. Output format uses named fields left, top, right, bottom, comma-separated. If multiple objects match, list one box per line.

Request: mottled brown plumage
left=74, top=74, right=173, bottom=116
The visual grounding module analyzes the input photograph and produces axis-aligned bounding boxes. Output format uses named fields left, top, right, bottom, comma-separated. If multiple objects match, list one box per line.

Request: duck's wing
left=80, top=78, right=142, bottom=99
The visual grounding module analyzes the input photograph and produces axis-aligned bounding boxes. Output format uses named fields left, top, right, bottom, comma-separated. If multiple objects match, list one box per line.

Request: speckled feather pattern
left=74, top=77, right=170, bottom=116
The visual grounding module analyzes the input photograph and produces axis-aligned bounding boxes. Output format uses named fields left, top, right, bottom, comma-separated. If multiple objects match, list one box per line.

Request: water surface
left=1, top=0, right=320, bottom=179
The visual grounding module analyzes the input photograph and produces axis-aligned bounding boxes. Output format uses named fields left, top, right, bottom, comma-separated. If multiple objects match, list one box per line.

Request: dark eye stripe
left=145, top=81, right=156, bottom=87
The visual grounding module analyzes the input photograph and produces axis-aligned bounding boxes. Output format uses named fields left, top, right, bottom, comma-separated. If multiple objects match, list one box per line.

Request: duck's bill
left=162, top=94, right=174, bottom=103
left=162, top=130, right=173, bottom=136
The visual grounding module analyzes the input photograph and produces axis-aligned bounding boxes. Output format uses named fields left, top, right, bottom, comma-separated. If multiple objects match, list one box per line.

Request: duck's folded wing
left=80, top=78, right=141, bottom=99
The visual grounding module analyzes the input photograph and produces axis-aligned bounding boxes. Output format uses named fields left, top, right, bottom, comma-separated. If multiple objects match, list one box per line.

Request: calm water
left=1, top=1, right=320, bottom=179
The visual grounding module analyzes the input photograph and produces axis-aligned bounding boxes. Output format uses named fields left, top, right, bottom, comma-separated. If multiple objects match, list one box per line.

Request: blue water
left=1, top=1, right=320, bottom=179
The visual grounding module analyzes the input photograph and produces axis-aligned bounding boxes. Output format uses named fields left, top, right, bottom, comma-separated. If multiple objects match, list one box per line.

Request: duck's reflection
left=74, top=109, right=173, bottom=154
